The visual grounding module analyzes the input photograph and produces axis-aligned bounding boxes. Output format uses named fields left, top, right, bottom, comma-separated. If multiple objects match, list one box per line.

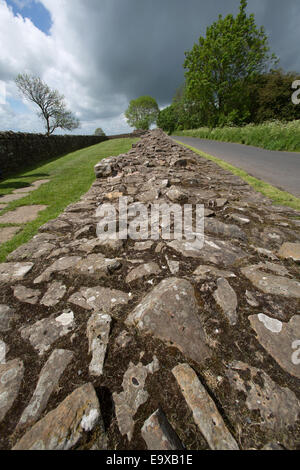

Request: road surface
left=172, top=136, right=300, bottom=198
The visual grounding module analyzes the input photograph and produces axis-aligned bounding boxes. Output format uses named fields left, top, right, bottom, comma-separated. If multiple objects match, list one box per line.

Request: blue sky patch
left=6, top=0, right=52, bottom=35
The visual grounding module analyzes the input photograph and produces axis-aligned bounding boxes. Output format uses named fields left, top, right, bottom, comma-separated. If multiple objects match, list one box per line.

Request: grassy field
left=175, top=140, right=300, bottom=212
left=174, top=120, right=300, bottom=152
left=0, top=137, right=138, bottom=262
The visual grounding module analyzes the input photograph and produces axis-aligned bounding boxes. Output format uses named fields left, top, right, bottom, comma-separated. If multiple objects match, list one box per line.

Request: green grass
left=175, top=140, right=300, bottom=212
left=174, top=120, right=300, bottom=152
left=0, top=138, right=138, bottom=262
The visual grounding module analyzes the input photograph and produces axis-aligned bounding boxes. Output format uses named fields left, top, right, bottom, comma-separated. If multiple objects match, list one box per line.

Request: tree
left=15, top=74, right=80, bottom=136
left=94, top=127, right=106, bottom=136
left=248, top=70, right=300, bottom=123
left=125, top=95, right=159, bottom=130
left=184, top=0, right=278, bottom=126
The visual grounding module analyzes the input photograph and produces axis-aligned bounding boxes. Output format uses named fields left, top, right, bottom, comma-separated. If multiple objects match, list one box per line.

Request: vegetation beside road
left=176, top=140, right=300, bottom=211
left=173, top=120, right=300, bottom=152
left=0, top=138, right=138, bottom=262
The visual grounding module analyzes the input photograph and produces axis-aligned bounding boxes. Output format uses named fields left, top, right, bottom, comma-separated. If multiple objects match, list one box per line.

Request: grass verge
left=175, top=140, right=300, bottom=212
left=174, top=120, right=300, bottom=152
left=0, top=137, right=138, bottom=262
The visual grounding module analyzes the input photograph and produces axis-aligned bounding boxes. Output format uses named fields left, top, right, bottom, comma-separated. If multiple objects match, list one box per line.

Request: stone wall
left=0, top=129, right=145, bottom=176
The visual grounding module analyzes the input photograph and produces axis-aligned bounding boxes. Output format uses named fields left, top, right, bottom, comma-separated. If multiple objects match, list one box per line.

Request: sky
left=0, top=0, right=299, bottom=135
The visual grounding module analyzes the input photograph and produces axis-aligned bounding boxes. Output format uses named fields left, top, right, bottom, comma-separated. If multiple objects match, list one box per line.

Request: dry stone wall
left=0, top=129, right=145, bottom=176
left=0, top=129, right=300, bottom=450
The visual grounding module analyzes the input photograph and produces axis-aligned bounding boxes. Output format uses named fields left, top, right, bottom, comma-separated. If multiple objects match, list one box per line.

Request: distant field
left=0, top=137, right=138, bottom=261
left=174, top=120, right=300, bottom=152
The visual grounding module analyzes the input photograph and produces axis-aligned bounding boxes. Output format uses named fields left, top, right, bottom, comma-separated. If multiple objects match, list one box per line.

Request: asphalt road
left=172, top=136, right=300, bottom=198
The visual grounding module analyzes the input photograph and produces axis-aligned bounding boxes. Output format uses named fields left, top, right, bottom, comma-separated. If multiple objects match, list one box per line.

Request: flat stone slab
left=87, top=313, right=111, bottom=376
left=168, top=237, right=247, bottom=267
left=7, top=236, right=56, bottom=261
left=0, top=226, right=21, bottom=244
left=13, top=285, right=41, bottom=305
left=13, top=180, right=50, bottom=194
left=13, top=383, right=105, bottom=450
left=249, top=314, right=300, bottom=378
left=0, top=262, right=34, bottom=283
left=0, top=359, right=24, bottom=423
left=20, top=310, right=76, bottom=356
left=113, top=358, right=159, bottom=441
left=278, top=243, right=300, bottom=262
left=34, top=256, right=82, bottom=284
left=141, top=409, right=184, bottom=450
left=69, top=286, right=131, bottom=313
left=126, top=262, right=161, bottom=283
left=40, top=281, right=67, bottom=307
left=0, top=205, right=47, bottom=224
left=241, top=265, right=300, bottom=298
left=0, top=204, right=7, bottom=211
left=0, top=193, right=28, bottom=204
left=126, top=278, right=211, bottom=365
left=213, top=278, right=238, bottom=325
left=172, top=363, right=239, bottom=450
left=205, top=218, right=247, bottom=241
left=193, top=265, right=236, bottom=280
left=226, top=361, right=300, bottom=431
left=18, top=349, right=74, bottom=428
left=0, top=305, right=19, bottom=332
left=0, top=340, right=7, bottom=364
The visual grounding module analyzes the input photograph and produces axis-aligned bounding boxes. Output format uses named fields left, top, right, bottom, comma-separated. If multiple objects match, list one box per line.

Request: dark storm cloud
left=81, top=0, right=300, bottom=107
left=1, top=0, right=300, bottom=133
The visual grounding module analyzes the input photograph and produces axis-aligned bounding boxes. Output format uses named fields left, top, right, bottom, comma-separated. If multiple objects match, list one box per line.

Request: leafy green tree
left=248, top=70, right=300, bottom=123
left=15, top=74, right=80, bottom=136
left=157, top=105, right=178, bottom=134
left=94, top=127, right=106, bottom=136
left=184, top=0, right=277, bottom=126
left=125, top=96, right=159, bottom=130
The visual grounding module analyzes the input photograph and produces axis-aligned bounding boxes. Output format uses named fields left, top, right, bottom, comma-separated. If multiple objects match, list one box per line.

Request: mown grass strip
left=0, top=137, right=138, bottom=262
left=175, top=140, right=300, bottom=212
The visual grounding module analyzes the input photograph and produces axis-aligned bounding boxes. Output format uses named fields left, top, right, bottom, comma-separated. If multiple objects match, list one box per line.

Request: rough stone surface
left=113, top=358, right=159, bottom=441
left=0, top=262, right=34, bottom=282
left=172, top=364, right=239, bottom=450
left=0, top=205, right=47, bottom=224
left=241, top=265, right=300, bottom=298
left=141, top=409, right=184, bottom=450
left=0, top=359, right=24, bottom=423
left=126, top=278, right=211, bottom=365
left=0, top=129, right=300, bottom=450
left=18, top=349, right=74, bottom=428
left=0, top=305, right=19, bottom=332
left=40, top=281, right=67, bottom=307
left=20, top=310, right=76, bottom=356
left=0, top=227, right=20, bottom=244
left=226, top=361, right=300, bottom=432
left=213, top=278, right=238, bottom=325
left=13, top=383, right=105, bottom=450
left=13, top=285, right=41, bottom=305
left=249, top=314, right=300, bottom=378
left=278, top=242, right=300, bottom=262
left=126, top=262, right=161, bottom=283
left=87, top=313, right=111, bottom=376
left=69, top=286, right=130, bottom=313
